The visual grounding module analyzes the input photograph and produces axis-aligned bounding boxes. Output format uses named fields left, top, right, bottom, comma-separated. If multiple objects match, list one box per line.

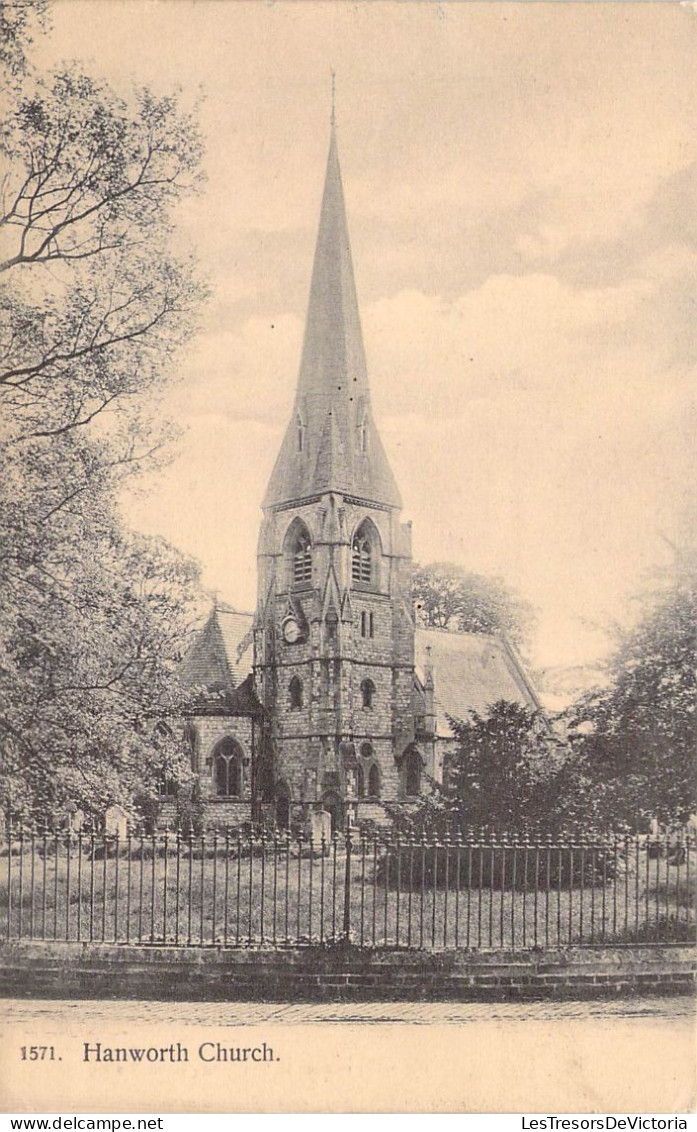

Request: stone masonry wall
left=2, top=941, right=693, bottom=1003
left=255, top=492, right=417, bottom=814
left=188, top=714, right=255, bottom=826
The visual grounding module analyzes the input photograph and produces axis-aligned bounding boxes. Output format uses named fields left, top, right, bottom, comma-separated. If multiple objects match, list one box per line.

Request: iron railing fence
left=1, top=826, right=694, bottom=950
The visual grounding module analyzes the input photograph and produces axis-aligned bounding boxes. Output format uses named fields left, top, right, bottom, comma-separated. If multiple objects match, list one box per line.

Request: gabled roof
left=180, top=604, right=254, bottom=694
left=262, top=124, right=401, bottom=511
left=414, top=627, right=545, bottom=738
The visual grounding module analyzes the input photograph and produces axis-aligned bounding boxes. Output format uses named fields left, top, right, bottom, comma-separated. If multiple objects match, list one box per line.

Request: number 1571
left=20, top=1046, right=56, bottom=1060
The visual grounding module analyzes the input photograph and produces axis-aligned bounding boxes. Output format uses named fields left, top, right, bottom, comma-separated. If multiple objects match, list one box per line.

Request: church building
left=177, top=119, right=545, bottom=832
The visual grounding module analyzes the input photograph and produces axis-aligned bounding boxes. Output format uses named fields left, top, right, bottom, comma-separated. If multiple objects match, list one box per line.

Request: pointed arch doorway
left=275, top=780, right=291, bottom=830
left=320, top=791, right=344, bottom=836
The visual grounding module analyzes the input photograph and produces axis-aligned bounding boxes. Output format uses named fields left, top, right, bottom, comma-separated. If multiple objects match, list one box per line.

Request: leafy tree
left=1, top=529, right=203, bottom=826
left=0, top=0, right=48, bottom=78
left=0, top=7, right=207, bottom=824
left=387, top=700, right=562, bottom=838
left=445, top=701, right=555, bottom=835
left=1, top=68, right=203, bottom=437
left=565, top=550, right=697, bottom=831
left=412, top=561, right=535, bottom=648
left=401, top=545, right=697, bottom=840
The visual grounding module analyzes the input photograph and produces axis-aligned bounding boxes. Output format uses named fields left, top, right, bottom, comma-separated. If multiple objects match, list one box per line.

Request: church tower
left=255, top=117, right=417, bottom=829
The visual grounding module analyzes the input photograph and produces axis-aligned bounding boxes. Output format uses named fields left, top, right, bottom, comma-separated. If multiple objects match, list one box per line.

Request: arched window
left=356, top=764, right=365, bottom=799
left=289, top=525, right=312, bottom=587
left=359, top=611, right=375, bottom=638
left=352, top=532, right=372, bottom=585
left=360, top=611, right=375, bottom=639
left=213, top=738, right=243, bottom=798
left=405, top=750, right=421, bottom=797
left=368, top=763, right=380, bottom=798
left=352, top=519, right=381, bottom=589
left=289, top=675, right=303, bottom=710
left=361, top=679, right=375, bottom=710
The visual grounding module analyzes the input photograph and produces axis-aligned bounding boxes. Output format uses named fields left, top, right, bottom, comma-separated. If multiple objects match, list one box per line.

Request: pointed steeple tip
left=330, top=68, right=337, bottom=129
left=261, top=88, right=403, bottom=512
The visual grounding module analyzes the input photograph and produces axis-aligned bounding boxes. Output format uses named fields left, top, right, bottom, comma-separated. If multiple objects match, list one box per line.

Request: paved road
left=2, top=994, right=693, bottom=1025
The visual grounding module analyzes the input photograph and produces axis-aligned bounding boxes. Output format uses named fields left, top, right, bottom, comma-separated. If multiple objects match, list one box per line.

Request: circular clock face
left=283, top=617, right=301, bottom=644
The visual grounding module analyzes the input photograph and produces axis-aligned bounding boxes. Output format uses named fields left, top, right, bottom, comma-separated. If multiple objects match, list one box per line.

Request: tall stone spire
left=262, top=119, right=402, bottom=510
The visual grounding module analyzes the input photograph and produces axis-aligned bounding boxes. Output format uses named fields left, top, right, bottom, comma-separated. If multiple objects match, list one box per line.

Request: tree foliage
left=0, top=9, right=207, bottom=824
left=0, top=0, right=48, bottom=78
left=564, top=550, right=697, bottom=831
left=412, top=561, right=535, bottom=648
left=445, top=701, right=557, bottom=834
left=397, top=549, right=696, bottom=839
left=387, top=701, right=564, bottom=838
left=1, top=67, right=204, bottom=436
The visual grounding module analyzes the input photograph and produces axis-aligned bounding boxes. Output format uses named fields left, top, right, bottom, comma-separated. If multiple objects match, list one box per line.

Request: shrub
left=375, top=843, right=618, bottom=890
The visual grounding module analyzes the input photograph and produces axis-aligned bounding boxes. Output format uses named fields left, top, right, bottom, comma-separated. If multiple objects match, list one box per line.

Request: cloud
left=363, top=272, right=654, bottom=420
left=64, top=0, right=693, bottom=670
left=139, top=223, right=694, bottom=672
left=517, top=225, right=570, bottom=263
left=172, top=311, right=304, bottom=426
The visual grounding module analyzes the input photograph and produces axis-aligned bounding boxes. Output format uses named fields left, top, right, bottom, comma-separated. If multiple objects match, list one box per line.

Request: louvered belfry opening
left=293, top=531, right=312, bottom=587
left=352, top=532, right=372, bottom=585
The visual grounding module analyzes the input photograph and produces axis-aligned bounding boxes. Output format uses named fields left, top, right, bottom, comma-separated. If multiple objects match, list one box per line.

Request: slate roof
left=263, top=124, right=401, bottom=511
left=414, top=628, right=545, bottom=738
left=179, top=604, right=254, bottom=694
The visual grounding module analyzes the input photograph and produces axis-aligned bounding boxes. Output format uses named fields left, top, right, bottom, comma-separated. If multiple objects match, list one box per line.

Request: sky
left=34, top=1, right=697, bottom=676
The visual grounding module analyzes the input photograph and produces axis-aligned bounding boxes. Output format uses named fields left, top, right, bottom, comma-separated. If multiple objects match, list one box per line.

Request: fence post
left=6, top=815, right=11, bottom=941
left=343, top=822, right=352, bottom=940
